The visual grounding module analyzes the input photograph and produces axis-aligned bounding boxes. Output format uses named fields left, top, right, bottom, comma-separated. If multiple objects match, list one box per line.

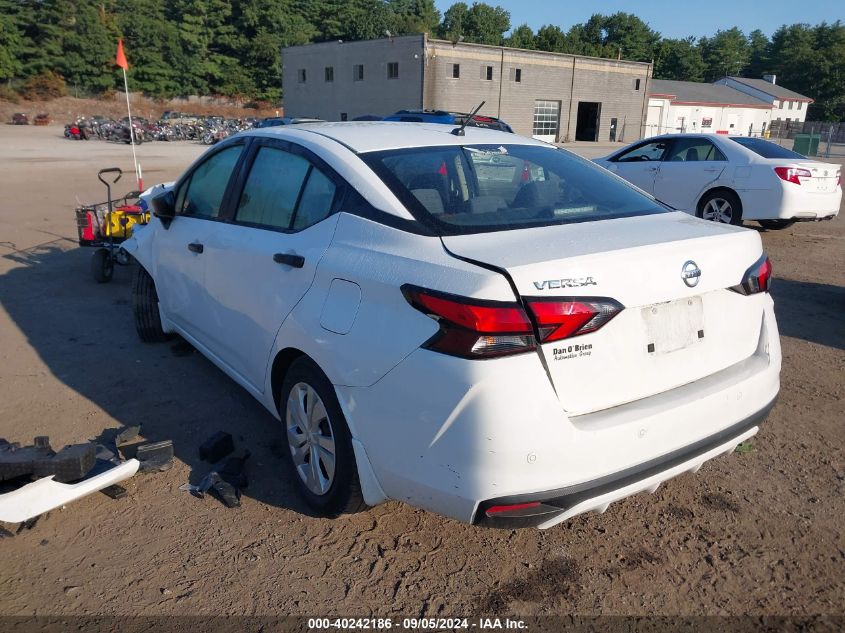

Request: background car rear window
left=364, top=144, right=666, bottom=234
left=731, top=137, right=807, bottom=159
left=235, top=147, right=310, bottom=229
left=180, top=145, right=243, bottom=218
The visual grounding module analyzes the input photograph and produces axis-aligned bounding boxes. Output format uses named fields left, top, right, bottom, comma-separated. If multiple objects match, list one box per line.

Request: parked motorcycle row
left=63, top=116, right=256, bottom=145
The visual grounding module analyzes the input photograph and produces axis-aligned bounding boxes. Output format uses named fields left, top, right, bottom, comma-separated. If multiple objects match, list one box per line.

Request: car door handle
left=273, top=253, right=305, bottom=268
left=187, top=242, right=204, bottom=254
left=645, top=166, right=658, bottom=171
left=703, top=167, right=721, bottom=172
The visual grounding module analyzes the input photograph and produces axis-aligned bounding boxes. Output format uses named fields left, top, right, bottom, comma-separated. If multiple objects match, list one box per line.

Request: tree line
left=1, top=1, right=842, bottom=119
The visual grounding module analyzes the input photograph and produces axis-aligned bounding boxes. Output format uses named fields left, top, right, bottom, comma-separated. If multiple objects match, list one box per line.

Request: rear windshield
left=362, top=144, right=666, bottom=235
left=731, top=137, right=806, bottom=159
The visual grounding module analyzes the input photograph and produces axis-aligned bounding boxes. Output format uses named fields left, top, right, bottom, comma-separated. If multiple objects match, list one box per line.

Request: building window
left=387, top=62, right=399, bottom=79
left=452, top=63, right=460, bottom=79
left=797, top=102, right=802, bottom=110
left=482, top=65, right=493, bottom=81
left=788, top=101, right=794, bottom=110
left=353, top=64, right=364, bottom=81
left=324, top=66, right=334, bottom=82
left=340, top=113, right=348, bottom=121
left=297, top=69, right=306, bottom=83
left=514, top=68, right=522, bottom=83
left=635, top=78, right=641, bottom=90
left=774, top=100, right=779, bottom=108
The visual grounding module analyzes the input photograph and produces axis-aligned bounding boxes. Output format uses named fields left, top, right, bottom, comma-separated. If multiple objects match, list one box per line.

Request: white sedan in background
left=594, top=134, right=841, bottom=229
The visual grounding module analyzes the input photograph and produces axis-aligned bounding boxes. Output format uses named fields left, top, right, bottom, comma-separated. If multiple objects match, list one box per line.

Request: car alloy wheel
left=701, top=197, right=734, bottom=223
left=286, top=382, right=336, bottom=495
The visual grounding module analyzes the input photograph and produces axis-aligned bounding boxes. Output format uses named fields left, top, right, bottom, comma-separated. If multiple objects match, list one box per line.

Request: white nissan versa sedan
left=594, top=134, right=841, bottom=229
left=124, top=122, right=781, bottom=529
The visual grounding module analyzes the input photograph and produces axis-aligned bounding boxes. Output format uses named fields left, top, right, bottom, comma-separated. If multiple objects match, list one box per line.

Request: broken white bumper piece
left=0, top=458, right=139, bottom=524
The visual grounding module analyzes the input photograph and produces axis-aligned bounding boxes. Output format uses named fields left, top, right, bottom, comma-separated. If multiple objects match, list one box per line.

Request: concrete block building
left=282, top=34, right=652, bottom=143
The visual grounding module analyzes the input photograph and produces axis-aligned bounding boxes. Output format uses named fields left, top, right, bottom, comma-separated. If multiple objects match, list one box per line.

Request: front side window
left=297, top=69, right=306, bottom=83
left=664, top=138, right=726, bottom=162
left=613, top=140, right=668, bottom=162
left=325, top=66, right=334, bottom=82
left=234, top=146, right=337, bottom=231
left=387, top=62, right=399, bottom=79
left=452, top=63, right=460, bottom=79
left=179, top=145, right=243, bottom=219
left=363, top=144, right=666, bottom=235
left=483, top=65, right=493, bottom=80
left=353, top=64, right=364, bottom=81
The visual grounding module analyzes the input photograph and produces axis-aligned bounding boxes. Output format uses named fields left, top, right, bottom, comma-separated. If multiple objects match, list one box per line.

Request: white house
left=714, top=76, right=812, bottom=124
left=646, top=79, right=773, bottom=137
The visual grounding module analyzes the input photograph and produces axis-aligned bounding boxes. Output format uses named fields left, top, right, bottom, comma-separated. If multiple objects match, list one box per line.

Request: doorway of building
left=576, top=101, right=601, bottom=141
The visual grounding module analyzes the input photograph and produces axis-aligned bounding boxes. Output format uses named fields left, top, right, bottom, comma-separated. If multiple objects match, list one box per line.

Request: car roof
left=249, top=121, right=545, bottom=153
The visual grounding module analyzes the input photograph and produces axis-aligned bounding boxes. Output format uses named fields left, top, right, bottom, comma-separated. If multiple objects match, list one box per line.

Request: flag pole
left=121, top=66, right=141, bottom=191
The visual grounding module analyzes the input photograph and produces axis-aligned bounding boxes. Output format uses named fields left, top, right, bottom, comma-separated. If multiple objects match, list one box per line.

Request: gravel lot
left=0, top=125, right=843, bottom=620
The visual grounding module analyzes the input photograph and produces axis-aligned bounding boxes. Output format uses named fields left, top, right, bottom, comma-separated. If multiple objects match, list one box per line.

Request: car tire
left=280, top=357, right=366, bottom=518
left=132, top=265, right=168, bottom=343
left=698, top=190, right=743, bottom=225
left=91, top=248, right=114, bottom=283
left=758, top=219, right=795, bottom=231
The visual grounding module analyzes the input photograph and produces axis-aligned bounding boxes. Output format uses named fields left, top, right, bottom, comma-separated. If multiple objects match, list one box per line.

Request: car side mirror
left=152, top=191, right=176, bottom=229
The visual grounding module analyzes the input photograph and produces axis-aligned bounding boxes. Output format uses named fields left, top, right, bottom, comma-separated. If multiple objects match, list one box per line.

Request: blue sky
left=433, top=0, right=844, bottom=39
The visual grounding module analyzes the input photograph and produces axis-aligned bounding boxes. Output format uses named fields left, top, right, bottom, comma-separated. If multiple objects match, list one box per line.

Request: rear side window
left=235, top=147, right=310, bottom=229
left=665, top=138, right=726, bottom=162
left=731, top=137, right=807, bottom=159
left=613, top=140, right=668, bottom=162
left=234, top=145, right=338, bottom=231
left=363, top=144, right=666, bottom=235
left=179, top=145, right=243, bottom=219
left=294, top=168, right=337, bottom=230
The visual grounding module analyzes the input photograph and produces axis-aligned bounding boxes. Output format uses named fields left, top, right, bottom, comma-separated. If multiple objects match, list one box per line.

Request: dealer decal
left=553, top=343, right=592, bottom=361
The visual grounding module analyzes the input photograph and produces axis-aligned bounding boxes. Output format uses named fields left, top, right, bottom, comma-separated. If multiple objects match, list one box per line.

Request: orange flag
left=116, top=39, right=128, bottom=70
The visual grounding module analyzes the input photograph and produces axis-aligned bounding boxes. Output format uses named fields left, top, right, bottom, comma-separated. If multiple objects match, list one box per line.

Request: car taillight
left=837, top=170, right=841, bottom=188
left=402, top=285, right=535, bottom=358
left=774, top=166, right=811, bottom=185
left=731, top=253, right=772, bottom=295
left=524, top=298, right=624, bottom=342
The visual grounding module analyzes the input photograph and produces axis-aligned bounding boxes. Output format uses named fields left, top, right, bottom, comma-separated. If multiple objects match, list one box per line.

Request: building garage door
left=533, top=100, right=560, bottom=143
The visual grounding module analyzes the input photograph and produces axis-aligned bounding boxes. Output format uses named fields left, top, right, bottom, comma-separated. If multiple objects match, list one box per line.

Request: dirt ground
left=0, top=125, right=843, bottom=620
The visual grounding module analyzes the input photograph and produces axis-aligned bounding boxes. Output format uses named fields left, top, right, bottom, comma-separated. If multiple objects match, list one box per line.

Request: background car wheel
left=698, top=190, right=743, bottom=225
left=91, top=248, right=113, bottom=283
left=132, top=265, right=168, bottom=342
left=281, top=357, right=365, bottom=518
left=758, top=219, right=795, bottom=230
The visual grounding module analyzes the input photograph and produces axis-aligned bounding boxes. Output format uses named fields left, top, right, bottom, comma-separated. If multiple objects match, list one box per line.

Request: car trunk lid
left=442, top=211, right=766, bottom=415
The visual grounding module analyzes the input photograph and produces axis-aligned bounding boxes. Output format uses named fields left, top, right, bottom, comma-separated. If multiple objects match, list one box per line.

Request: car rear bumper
left=473, top=396, right=774, bottom=528
left=741, top=185, right=841, bottom=220
left=338, top=299, right=781, bottom=527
